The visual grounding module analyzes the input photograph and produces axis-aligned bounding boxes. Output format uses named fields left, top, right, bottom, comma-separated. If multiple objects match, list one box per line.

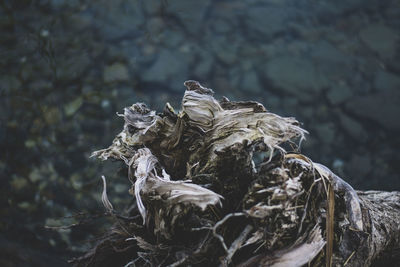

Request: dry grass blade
left=326, top=181, right=335, bottom=267
left=222, top=224, right=253, bottom=266
left=101, top=175, right=114, bottom=213
left=130, top=148, right=223, bottom=226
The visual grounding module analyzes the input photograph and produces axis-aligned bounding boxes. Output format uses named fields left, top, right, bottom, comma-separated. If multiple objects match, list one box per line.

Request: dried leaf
left=101, top=175, right=114, bottom=213
left=130, top=148, right=222, bottom=224
left=238, top=225, right=325, bottom=267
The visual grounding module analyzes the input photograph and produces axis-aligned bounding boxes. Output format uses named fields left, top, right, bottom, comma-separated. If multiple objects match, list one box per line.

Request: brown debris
left=75, top=81, right=400, bottom=267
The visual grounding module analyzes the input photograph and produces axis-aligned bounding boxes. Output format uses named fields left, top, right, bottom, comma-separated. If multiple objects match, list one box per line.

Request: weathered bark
left=73, top=81, right=400, bottom=267
left=343, top=191, right=400, bottom=266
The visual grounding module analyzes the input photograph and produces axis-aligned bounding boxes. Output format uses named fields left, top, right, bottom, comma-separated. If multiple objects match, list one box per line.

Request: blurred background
left=1, top=0, right=399, bottom=265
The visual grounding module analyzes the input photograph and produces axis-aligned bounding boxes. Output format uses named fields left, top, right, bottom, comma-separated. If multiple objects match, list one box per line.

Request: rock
left=0, top=76, right=21, bottom=92
left=313, top=0, right=365, bottom=17
left=327, top=82, right=353, bottom=105
left=347, top=154, right=372, bottom=178
left=43, top=107, right=61, bottom=125
left=337, top=112, right=368, bottom=142
left=25, top=139, right=36, bottom=148
left=10, top=176, right=29, bottom=191
left=359, top=24, right=399, bottom=59
left=384, top=4, right=400, bottom=20
left=264, top=93, right=281, bottom=111
left=346, top=92, right=400, bottom=131
left=374, top=70, right=400, bottom=94
left=332, top=158, right=345, bottom=177
left=142, top=50, right=178, bottom=82
left=70, top=173, right=83, bottom=190
left=94, top=1, right=144, bottom=40
left=282, top=96, right=300, bottom=116
left=166, top=0, right=211, bottom=34
left=162, top=30, right=184, bottom=48
left=116, top=86, right=138, bottom=110
left=67, top=13, right=93, bottom=32
left=17, top=201, right=32, bottom=210
left=241, top=70, right=262, bottom=94
left=64, top=97, right=83, bottom=117
left=193, top=52, right=214, bottom=78
left=211, top=36, right=238, bottom=65
left=216, top=48, right=237, bottom=65
left=141, top=49, right=189, bottom=92
left=20, top=63, right=34, bottom=81
left=245, top=6, right=289, bottom=38
left=114, top=183, right=128, bottom=193
left=228, top=67, right=242, bottom=90
left=58, top=53, right=91, bottom=81
left=145, top=17, right=165, bottom=43
left=103, top=63, right=130, bottom=83
left=210, top=1, right=246, bottom=21
left=212, top=18, right=232, bottom=34
left=142, top=0, right=164, bottom=15
left=300, top=106, right=314, bottom=119
left=310, top=41, right=354, bottom=81
left=29, top=80, right=53, bottom=91
left=314, top=122, right=336, bottom=145
left=264, top=56, right=329, bottom=99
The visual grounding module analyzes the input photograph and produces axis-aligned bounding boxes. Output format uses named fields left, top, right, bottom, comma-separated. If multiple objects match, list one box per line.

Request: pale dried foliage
left=90, top=81, right=326, bottom=266
left=128, top=147, right=222, bottom=226
left=82, top=81, right=399, bottom=267
left=92, top=81, right=307, bottom=173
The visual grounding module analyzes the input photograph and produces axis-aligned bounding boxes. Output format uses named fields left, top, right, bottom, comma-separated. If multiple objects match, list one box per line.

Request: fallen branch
left=74, top=81, right=400, bottom=266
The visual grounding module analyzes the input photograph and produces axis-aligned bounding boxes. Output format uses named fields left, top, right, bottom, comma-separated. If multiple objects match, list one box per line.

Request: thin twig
left=326, top=182, right=335, bottom=267
left=343, top=251, right=355, bottom=266
left=221, top=224, right=253, bottom=266
left=213, top=212, right=247, bottom=253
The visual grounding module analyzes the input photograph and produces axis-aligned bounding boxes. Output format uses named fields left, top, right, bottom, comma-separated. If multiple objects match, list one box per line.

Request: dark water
left=1, top=0, right=399, bottom=265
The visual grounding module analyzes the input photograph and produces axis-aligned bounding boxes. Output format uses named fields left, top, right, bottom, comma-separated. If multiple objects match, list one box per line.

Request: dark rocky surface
left=1, top=0, right=399, bottom=265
